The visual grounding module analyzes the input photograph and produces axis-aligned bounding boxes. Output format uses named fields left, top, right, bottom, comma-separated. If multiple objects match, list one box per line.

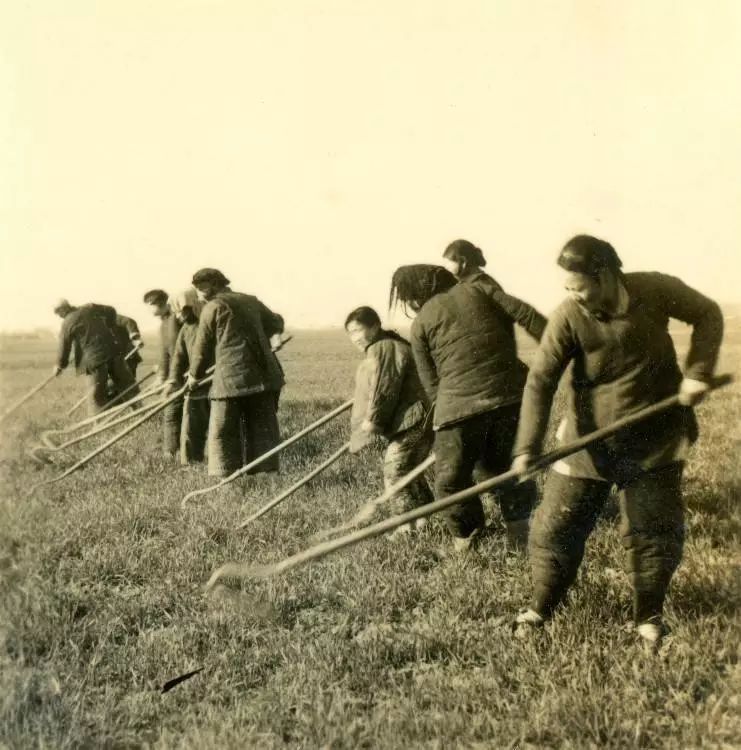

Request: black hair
left=344, top=305, right=407, bottom=344
left=344, top=306, right=381, bottom=329
left=389, top=265, right=458, bottom=316
left=143, top=289, right=169, bottom=305
left=557, top=235, right=623, bottom=277
left=443, top=239, right=487, bottom=268
left=191, top=268, right=230, bottom=287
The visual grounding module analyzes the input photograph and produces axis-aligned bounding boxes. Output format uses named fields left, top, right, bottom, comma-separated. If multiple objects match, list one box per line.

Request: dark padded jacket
left=57, top=305, right=118, bottom=374
left=112, top=314, right=143, bottom=366
left=411, top=282, right=546, bottom=428
left=350, top=334, right=429, bottom=450
left=513, top=272, right=724, bottom=476
left=189, top=290, right=285, bottom=399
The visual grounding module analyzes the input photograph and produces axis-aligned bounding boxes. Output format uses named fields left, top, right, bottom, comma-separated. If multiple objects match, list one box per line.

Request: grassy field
left=0, top=328, right=739, bottom=749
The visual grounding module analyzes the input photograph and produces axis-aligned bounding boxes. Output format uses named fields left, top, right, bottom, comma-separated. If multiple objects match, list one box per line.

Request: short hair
left=558, top=235, right=623, bottom=277
left=344, top=306, right=382, bottom=330
left=443, top=239, right=487, bottom=268
left=389, top=264, right=457, bottom=314
left=143, top=289, right=169, bottom=305
left=191, top=268, right=230, bottom=287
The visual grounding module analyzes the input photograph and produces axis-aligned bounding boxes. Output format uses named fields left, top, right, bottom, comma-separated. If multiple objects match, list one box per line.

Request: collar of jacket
left=460, top=270, right=488, bottom=284
left=364, top=330, right=405, bottom=352
left=588, top=278, right=631, bottom=322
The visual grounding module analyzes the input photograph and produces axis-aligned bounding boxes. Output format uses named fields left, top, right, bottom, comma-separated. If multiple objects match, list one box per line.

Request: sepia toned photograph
left=1, top=1, right=739, bottom=748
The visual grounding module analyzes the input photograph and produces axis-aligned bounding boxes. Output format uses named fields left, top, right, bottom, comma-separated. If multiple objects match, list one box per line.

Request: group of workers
left=52, top=233, right=725, bottom=648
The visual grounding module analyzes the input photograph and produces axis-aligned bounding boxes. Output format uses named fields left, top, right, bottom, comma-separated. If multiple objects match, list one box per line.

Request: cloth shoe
left=636, top=618, right=666, bottom=652
left=388, top=523, right=414, bottom=540
left=512, top=608, right=545, bottom=637
left=452, top=527, right=481, bottom=554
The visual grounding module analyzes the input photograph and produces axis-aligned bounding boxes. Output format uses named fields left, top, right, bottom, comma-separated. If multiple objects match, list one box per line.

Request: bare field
left=1, top=329, right=740, bottom=749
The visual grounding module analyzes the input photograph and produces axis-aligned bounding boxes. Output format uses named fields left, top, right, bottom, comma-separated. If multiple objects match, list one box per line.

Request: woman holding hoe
left=390, top=264, right=547, bottom=553
left=512, top=235, right=724, bottom=648
left=345, top=306, right=434, bottom=537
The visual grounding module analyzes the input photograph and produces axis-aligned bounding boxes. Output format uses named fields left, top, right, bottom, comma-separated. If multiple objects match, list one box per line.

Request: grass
left=0, top=329, right=739, bottom=749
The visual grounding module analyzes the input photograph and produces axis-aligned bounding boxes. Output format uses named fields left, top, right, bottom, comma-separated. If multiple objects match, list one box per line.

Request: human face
left=346, top=320, right=380, bottom=352
left=148, top=301, right=169, bottom=318
left=195, top=283, right=218, bottom=302
left=442, top=257, right=463, bottom=279
left=563, top=271, right=604, bottom=313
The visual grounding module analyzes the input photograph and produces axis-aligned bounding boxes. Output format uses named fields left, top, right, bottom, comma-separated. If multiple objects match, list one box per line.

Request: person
left=111, top=312, right=144, bottom=380
left=52, top=299, right=136, bottom=415
left=511, top=235, right=724, bottom=647
left=186, top=268, right=285, bottom=478
left=143, top=288, right=183, bottom=457
left=442, top=238, right=504, bottom=296
left=164, top=289, right=210, bottom=465
left=442, top=238, right=548, bottom=511
left=345, top=306, right=434, bottom=536
left=389, top=265, right=546, bottom=552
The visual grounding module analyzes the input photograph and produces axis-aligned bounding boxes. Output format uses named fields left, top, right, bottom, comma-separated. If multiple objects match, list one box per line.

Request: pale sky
left=1, top=0, right=740, bottom=333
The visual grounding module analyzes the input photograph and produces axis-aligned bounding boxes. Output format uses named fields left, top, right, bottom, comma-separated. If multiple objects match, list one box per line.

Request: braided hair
left=389, top=264, right=458, bottom=317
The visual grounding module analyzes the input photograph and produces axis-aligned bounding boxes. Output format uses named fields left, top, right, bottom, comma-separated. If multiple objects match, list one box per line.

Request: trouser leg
left=162, top=397, right=183, bottom=458
left=620, top=463, right=685, bottom=624
left=479, top=403, right=537, bottom=525
left=207, top=398, right=242, bottom=477
left=241, top=392, right=281, bottom=474
left=434, top=415, right=486, bottom=539
left=87, top=364, right=110, bottom=416
left=529, top=471, right=611, bottom=617
left=382, top=423, right=434, bottom=514
left=108, top=355, right=137, bottom=397
left=181, top=396, right=210, bottom=465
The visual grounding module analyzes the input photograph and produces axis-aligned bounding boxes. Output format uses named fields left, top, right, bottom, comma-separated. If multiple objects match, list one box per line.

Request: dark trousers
left=163, top=398, right=184, bottom=457
left=434, top=404, right=537, bottom=538
left=383, top=422, right=434, bottom=514
left=207, top=392, right=281, bottom=478
left=529, top=463, right=685, bottom=624
left=181, top=396, right=210, bottom=465
left=88, top=357, right=136, bottom=416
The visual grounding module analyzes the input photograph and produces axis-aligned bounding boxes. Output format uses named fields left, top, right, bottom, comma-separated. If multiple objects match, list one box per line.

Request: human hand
left=678, top=378, right=709, bottom=406
left=511, top=453, right=534, bottom=477
left=360, top=419, right=379, bottom=435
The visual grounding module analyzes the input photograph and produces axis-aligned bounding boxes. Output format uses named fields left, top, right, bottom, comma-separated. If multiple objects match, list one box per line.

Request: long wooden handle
left=206, top=374, right=733, bottom=585
left=181, top=399, right=354, bottom=507
left=66, top=388, right=93, bottom=417
left=311, top=453, right=435, bottom=542
left=236, top=443, right=350, bottom=529
left=35, top=399, right=165, bottom=454
left=28, top=374, right=214, bottom=495
left=42, top=375, right=163, bottom=446
left=97, top=370, right=155, bottom=414
left=0, top=373, right=57, bottom=423
left=84, top=377, right=164, bottom=427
